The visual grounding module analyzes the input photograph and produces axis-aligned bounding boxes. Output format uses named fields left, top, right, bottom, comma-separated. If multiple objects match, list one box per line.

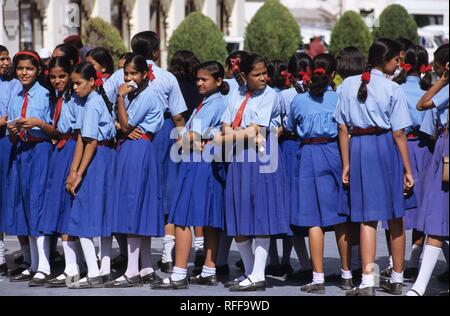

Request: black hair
left=123, top=54, right=150, bottom=102
left=358, top=38, right=401, bottom=103
left=0, top=45, right=13, bottom=80
left=86, top=47, right=115, bottom=76
left=131, top=31, right=160, bottom=61
left=48, top=57, right=73, bottom=102
left=309, top=53, right=336, bottom=97
left=225, top=50, right=249, bottom=69
left=72, top=62, right=113, bottom=114
left=396, top=38, right=414, bottom=53
left=288, top=52, right=312, bottom=80
left=120, top=52, right=134, bottom=60
left=196, top=61, right=229, bottom=95
left=13, top=50, right=42, bottom=84
left=267, top=60, right=288, bottom=91
left=169, top=50, right=200, bottom=82
left=336, top=46, right=365, bottom=79
left=393, top=45, right=432, bottom=90
left=0, top=45, right=8, bottom=53
left=54, top=43, right=80, bottom=65
left=240, top=53, right=267, bottom=75
left=434, top=43, right=449, bottom=68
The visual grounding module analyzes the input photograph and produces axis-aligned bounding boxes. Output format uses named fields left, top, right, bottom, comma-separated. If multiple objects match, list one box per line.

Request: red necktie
left=196, top=101, right=204, bottom=113
left=231, top=91, right=252, bottom=129
left=53, top=97, right=63, bottom=128
left=19, top=91, right=29, bottom=141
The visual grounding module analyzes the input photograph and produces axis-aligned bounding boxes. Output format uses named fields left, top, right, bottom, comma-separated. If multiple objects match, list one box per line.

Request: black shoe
left=142, top=272, right=159, bottom=284
left=10, top=269, right=35, bottom=282
left=46, top=273, right=80, bottom=288
left=104, top=275, right=143, bottom=288
left=7, top=262, right=30, bottom=277
left=28, top=272, right=51, bottom=287
left=346, top=286, right=376, bottom=296
left=68, top=276, right=104, bottom=289
left=189, top=274, right=218, bottom=286
left=216, top=265, right=230, bottom=276
left=280, top=264, right=294, bottom=276
left=14, top=254, right=24, bottom=265
left=438, top=270, right=449, bottom=283
left=380, top=279, right=403, bottom=295
left=224, top=276, right=246, bottom=288
left=111, top=254, right=128, bottom=271
left=101, top=274, right=114, bottom=283
left=151, top=277, right=189, bottom=290
left=265, top=264, right=283, bottom=277
left=300, top=282, right=326, bottom=294
left=229, top=277, right=266, bottom=292
left=404, top=267, right=419, bottom=280
left=0, top=263, right=7, bottom=276
left=235, top=259, right=244, bottom=272
left=439, top=289, right=449, bottom=296
left=157, top=260, right=174, bottom=273
left=287, top=269, right=313, bottom=282
left=380, top=267, right=392, bottom=278
left=340, top=278, right=354, bottom=290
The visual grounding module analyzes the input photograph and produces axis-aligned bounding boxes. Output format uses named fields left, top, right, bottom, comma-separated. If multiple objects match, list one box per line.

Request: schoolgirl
left=287, top=53, right=351, bottom=294
left=335, top=38, right=414, bottom=296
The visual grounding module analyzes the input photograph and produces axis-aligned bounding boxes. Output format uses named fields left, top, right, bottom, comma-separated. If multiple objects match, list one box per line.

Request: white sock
left=269, top=238, right=280, bottom=265
left=351, top=245, right=361, bottom=270
left=21, top=243, right=31, bottom=264
left=388, top=255, right=393, bottom=269
left=360, top=273, right=375, bottom=288
left=0, top=235, right=5, bottom=265
left=140, top=236, right=154, bottom=276
left=390, top=269, right=404, bottom=284
left=35, top=236, right=50, bottom=278
left=216, top=232, right=232, bottom=266
left=245, top=238, right=269, bottom=284
left=341, top=269, right=352, bottom=280
left=407, top=245, right=423, bottom=269
left=165, top=266, right=187, bottom=283
left=162, top=235, right=175, bottom=263
left=200, top=265, right=216, bottom=278
left=79, top=237, right=100, bottom=278
left=312, top=271, right=325, bottom=284
left=62, top=241, right=79, bottom=277
left=99, top=237, right=112, bottom=276
left=442, top=241, right=449, bottom=264
left=292, top=237, right=312, bottom=271
left=28, top=237, right=38, bottom=272
left=194, top=236, right=204, bottom=253
left=236, top=239, right=255, bottom=276
left=124, top=237, right=141, bottom=278
left=408, top=245, right=441, bottom=296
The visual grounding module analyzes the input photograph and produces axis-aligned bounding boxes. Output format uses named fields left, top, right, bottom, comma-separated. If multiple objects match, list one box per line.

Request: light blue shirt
left=0, top=77, right=21, bottom=117
left=287, top=87, right=338, bottom=139
left=221, top=85, right=282, bottom=130
left=334, top=69, right=412, bottom=131
left=281, top=83, right=304, bottom=130
left=401, top=76, right=427, bottom=131
left=104, top=60, right=187, bottom=116
left=126, top=86, right=164, bottom=134
left=420, top=108, right=438, bottom=136
left=185, top=92, right=226, bottom=140
left=81, top=91, right=116, bottom=141
left=432, top=83, right=449, bottom=127
left=56, top=94, right=84, bottom=134
left=8, top=81, right=52, bottom=139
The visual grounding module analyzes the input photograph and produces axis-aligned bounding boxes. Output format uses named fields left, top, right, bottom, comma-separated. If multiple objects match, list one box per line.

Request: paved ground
left=0, top=227, right=448, bottom=296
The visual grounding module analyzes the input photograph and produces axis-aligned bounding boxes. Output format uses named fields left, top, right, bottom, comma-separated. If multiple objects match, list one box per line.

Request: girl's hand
left=69, top=173, right=83, bottom=197
left=128, top=128, right=144, bottom=140
left=7, top=123, right=19, bottom=134
left=342, top=165, right=350, bottom=187
left=193, top=140, right=203, bottom=153
left=17, top=118, right=44, bottom=129
left=0, top=116, right=6, bottom=127
left=66, top=171, right=77, bottom=192
left=404, top=172, right=415, bottom=196
left=118, top=83, right=135, bottom=97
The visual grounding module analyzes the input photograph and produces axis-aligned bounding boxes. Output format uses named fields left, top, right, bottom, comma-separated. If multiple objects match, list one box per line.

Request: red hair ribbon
left=281, top=71, right=294, bottom=88
left=361, top=71, right=371, bottom=83
left=299, top=67, right=311, bottom=84
left=44, top=69, right=49, bottom=77
left=95, top=71, right=103, bottom=87
left=313, top=68, right=326, bottom=75
left=401, top=63, right=413, bottom=73
left=230, top=58, right=241, bottom=74
left=15, top=51, right=41, bottom=63
left=419, top=64, right=433, bottom=74
left=148, top=64, right=156, bottom=81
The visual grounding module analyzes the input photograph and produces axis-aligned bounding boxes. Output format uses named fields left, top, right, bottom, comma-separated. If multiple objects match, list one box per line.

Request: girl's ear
left=88, top=77, right=96, bottom=88
left=216, top=77, right=223, bottom=88
left=445, top=62, right=449, bottom=71
left=142, top=70, right=148, bottom=79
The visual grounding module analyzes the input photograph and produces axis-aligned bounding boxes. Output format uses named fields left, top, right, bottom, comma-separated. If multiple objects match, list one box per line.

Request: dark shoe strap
left=409, top=289, right=422, bottom=296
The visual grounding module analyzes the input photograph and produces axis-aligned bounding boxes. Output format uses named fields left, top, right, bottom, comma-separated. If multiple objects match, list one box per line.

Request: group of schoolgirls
left=0, top=32, right=448, bottom=296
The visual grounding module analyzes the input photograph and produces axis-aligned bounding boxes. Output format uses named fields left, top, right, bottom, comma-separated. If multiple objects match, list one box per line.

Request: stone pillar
left=130, top=0, right=151, bottom=37
left=202, top=0, right=217, bottom=24
left=91, top=0, right=111, bottom=23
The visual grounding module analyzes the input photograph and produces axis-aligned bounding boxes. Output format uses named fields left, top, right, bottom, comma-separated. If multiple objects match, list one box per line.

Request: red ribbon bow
left=361, top=71, right=371, bottom=83
left=401, top=63, right=413, bottom=73
left=281, top=71, right=294, bottom=88
left=95, top=71, right=103, bottom=87
left=44, top=69, right=49, bottom=77
left=419, top=64, right=433, bottom=74
left=230, top=58, right=241, bottom=74
left=148, top=64, right=156, bottom=81
left=299, top=67, right=311, bottom=84
left=313, top=68, right=326, bottom=75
